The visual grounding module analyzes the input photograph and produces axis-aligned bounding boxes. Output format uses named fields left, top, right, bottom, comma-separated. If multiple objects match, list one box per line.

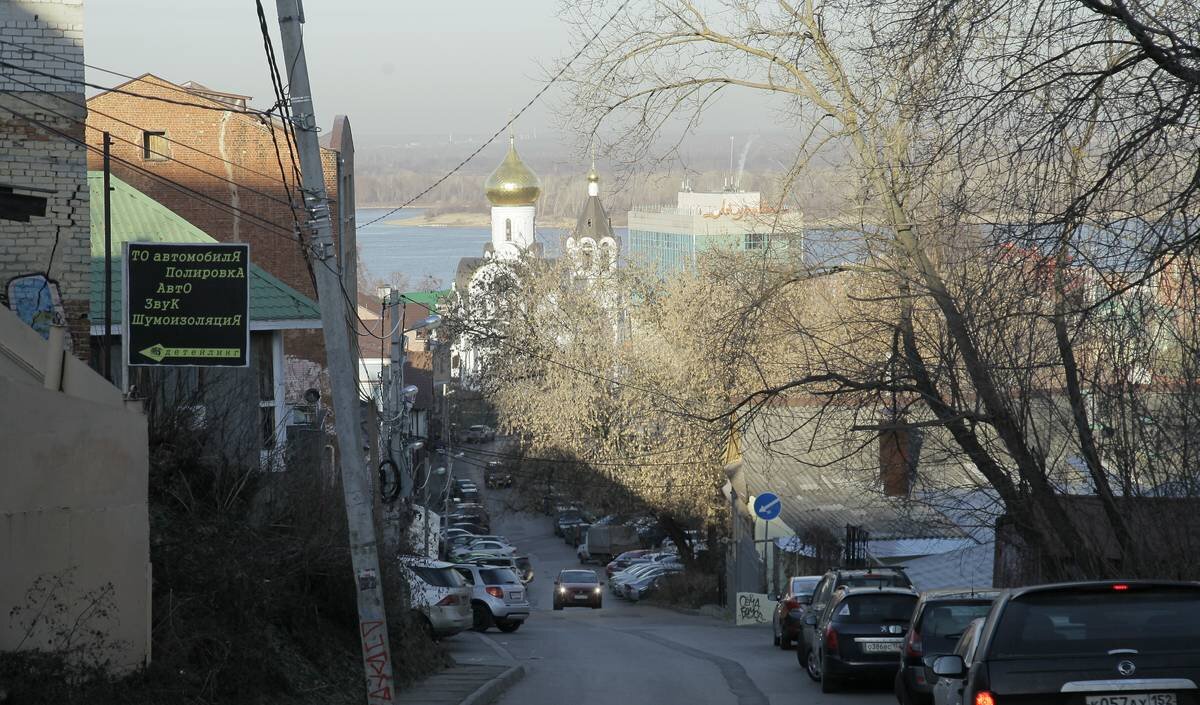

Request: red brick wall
left=84, top=75, right=355, bottom=365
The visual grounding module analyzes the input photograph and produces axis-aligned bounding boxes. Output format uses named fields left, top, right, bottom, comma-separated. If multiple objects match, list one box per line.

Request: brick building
left=84, top=75, right=357, bottom=382
left=0, top=0, right=91, bottom=360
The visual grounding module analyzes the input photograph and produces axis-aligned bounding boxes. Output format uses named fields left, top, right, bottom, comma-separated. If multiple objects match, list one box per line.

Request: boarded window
left=142, top=131, right=169, bottom=161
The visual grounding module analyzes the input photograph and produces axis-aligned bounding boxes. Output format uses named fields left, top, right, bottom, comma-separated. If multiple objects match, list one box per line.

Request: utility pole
left=273, top=3, right=395, bottom=703
left=102, top=132, right=112, bottom=382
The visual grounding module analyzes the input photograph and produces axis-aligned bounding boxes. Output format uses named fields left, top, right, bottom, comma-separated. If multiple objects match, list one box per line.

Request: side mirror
left=803, top=614, right=818, bottom=626
left=932, top=655, right=966, bottom=678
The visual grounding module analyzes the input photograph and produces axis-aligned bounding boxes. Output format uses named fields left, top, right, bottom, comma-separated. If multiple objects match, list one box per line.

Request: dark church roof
left=571, top=195, right=617, bottom=244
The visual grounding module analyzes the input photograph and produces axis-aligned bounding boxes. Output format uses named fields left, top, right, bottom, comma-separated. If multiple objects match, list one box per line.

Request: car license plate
left=1087, top=695, right=1177, bottom=705
left=574, top=594, right=589, bottom=600
left=861, top=641, right=902, bottom=653
left=509, top=592, right=521, bottom=600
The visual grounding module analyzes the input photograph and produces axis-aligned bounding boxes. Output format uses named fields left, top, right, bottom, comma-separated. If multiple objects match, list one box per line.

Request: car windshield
left=481, top=568, right=520, bottom=585
left=835, top=594, right=918, bottom=624
left=990, top=586, right=1200, bottom=657
left=919, top=601, right=994, bottom=652
left=560, top=570, right=597, bottom=583
left=841, top=573, right=909, bottom=589
left=411, top=566, right=465, bottom=588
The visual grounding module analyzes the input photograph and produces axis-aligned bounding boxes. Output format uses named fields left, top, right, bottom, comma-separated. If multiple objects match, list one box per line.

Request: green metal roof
left=402, top=289, right=450, bottom=312
left=88, top=172, right=321, bottom=326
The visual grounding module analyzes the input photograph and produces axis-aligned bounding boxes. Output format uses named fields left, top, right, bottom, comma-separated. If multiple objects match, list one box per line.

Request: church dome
left=485, top=137, right=541, bottom=206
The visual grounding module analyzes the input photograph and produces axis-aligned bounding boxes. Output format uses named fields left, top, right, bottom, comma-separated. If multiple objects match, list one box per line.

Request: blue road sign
left=753, top=492, right=782, bottom=521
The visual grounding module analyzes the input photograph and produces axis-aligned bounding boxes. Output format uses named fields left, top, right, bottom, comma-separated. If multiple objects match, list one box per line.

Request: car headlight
left=594, top=587, right=602, bottom=594
left=558, top=586, right=567, bottom=594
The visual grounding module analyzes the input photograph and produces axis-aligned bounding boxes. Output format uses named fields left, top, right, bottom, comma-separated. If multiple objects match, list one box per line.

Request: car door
left=802, top=576, right=834, bottom=652
left=932, top=619, right=982, bottom=705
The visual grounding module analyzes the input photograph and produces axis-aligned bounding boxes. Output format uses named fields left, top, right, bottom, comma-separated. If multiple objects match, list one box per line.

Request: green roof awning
left=401, top=289, right=450, bottom=312
left=87, top=172, right=321, bottom=328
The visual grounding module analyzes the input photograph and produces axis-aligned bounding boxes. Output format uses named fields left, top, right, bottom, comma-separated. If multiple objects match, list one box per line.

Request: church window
left=582, top=245, right=594, bottom=271
left=505, top=219, right=512, bottom=241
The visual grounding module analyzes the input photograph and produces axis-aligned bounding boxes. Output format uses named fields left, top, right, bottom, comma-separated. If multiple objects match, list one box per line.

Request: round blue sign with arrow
left=753, top=492, right=782, bottom=521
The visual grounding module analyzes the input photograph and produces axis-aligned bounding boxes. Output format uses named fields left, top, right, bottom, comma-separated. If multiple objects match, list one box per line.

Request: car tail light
left=1113, top=583, right=1129, bottom=591
left=485, top=587, right=504, bottom=599
left=784, top=597, right=800, bottom=611
left=975, top=691, right=996, bottom=705
left=905, top=628, right=923, bottom=657
left=436, top=595, right=461, bottom=606
left=824, top=625, right=839, bottom=652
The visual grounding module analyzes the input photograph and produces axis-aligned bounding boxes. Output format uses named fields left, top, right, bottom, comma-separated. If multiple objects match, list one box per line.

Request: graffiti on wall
left=4, top=273, right=72, bottom=350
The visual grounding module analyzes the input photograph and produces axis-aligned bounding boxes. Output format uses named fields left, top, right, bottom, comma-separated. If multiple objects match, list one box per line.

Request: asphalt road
left=451, top=444, right=896, bottom=705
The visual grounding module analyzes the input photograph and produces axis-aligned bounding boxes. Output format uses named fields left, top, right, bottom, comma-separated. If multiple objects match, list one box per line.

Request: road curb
left=646, top=601, right=730, bottom=621
left=459, top=662, right=526, bottom=705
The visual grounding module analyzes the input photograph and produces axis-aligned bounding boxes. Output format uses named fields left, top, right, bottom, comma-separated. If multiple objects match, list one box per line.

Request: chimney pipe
left=43, top=321, right=65, bottom=392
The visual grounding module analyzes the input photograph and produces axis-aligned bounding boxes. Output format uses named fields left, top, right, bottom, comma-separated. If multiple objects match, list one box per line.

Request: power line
left=0, top=56, right=270, bottom=116
left=355, top=0, right=632, bottom=231
left=0, top=72, right=298, bottom=211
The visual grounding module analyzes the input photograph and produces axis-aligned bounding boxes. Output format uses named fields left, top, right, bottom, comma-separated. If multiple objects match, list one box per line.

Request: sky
left=83, top=0, right=776, bottom=149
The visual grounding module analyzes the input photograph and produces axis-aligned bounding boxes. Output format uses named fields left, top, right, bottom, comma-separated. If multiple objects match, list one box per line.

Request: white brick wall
left=0, top=0, right=90, bottom=357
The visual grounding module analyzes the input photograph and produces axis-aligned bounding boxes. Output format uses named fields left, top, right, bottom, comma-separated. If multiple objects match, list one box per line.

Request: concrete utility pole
left=273, top=2, right=395, bottom=703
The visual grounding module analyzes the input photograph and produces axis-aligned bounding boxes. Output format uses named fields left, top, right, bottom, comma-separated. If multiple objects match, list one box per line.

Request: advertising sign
left=124, top=242, right=250, bottom=367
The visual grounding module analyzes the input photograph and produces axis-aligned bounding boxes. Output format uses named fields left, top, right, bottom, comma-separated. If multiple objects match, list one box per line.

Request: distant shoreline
left=383, top=212, right=577, bottom=229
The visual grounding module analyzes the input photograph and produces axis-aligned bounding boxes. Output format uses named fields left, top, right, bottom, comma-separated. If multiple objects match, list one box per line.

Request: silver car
left=399, top=556, right=473, bottom=638
left=452, top=564, right=530, bottom=633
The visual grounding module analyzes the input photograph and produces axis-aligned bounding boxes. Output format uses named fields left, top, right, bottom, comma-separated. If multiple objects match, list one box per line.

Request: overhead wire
left=355, top=0, right=632, bottom=231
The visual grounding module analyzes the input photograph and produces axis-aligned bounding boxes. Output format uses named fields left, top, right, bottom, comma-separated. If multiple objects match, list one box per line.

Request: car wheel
left=592, top=600, right=602, bottom=609
left=472, top=603, right=492, bottom=632
left=820, top=659, right=840, bottom=693
left=553, top=601, right=563, bottom=611
left=779, top=630, right=792, bottom=650
left=804, top=648, right=822, bottom=682
left=497, top=620, right=521, bottom=633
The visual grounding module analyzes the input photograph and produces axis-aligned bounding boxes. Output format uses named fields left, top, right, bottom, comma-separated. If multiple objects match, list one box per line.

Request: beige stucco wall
left=0, top=323, right=150, bottom=670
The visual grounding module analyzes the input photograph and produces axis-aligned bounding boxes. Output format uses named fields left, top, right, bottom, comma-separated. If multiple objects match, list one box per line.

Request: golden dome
left=485, top=137, right=541, bottom=206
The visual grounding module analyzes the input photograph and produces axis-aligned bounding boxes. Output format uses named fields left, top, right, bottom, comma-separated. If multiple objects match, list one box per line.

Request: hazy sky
left=84, top=0, right=772, bottom=148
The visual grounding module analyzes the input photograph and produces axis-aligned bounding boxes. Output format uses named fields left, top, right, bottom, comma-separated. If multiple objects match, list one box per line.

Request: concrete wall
left=0, top=310, right=149, bottom=670
left=0, top=0, right=91, bottom=359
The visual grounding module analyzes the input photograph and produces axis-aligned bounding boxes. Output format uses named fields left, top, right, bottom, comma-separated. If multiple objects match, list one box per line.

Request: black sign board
left=124, top=242, right=250, bottom=367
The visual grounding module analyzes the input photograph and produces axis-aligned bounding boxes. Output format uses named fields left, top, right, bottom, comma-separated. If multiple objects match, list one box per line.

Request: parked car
left=806, top=566, right=915, bottom=631
left=930, top=581, right=1200, bottom=705
left=464, top=424, right=495, bottom=443
left=611, top=558, right=682, bottom=596
left=606, top=549, right=653, bottom=578
left=800, top=586, right=920, bottom=693
left=773, top=575, right=822, bottom=649
left=930, top=618, right=985, bottom=705
left=624, top=564, right=684, bottom=601
left=469, top=555, right=534, bottom=584
left=450, top=539, right=515, bottom=562
left=399, top=556, right=473, bottom=639
left=484, top=461, right=513, bottom=488
left=555, top=509, right=587, bottom=538
left=451, top=564, right=530, bottom=633
left=896, top=589, right=999, bottom=705
left=554, top=569, right=603, bottom=610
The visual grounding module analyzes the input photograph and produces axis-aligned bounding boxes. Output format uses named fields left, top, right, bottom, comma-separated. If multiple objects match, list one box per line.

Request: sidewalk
left=403, top=631, right=525, bottom=705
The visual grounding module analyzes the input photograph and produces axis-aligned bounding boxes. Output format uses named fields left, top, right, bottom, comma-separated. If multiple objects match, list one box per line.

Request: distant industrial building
left=627, top=187, right=804, bottom=272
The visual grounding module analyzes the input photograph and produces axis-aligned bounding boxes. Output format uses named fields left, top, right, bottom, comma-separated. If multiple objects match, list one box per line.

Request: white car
left=398, top=556, right=473, bottom=638
left=450, top=539, right=516, bottom=561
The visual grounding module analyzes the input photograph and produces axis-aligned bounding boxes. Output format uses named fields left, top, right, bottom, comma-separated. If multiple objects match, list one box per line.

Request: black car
left=806, top=566, right=915, bottom=628
left=801, top=586, right=919, bottom=693
left=932, top=581, right=1200, bottom=705
left=896, top=589, right=999, bottom=705
left=484, top=461, right=513, bottom=489
left=555, top=509, right=586, bottom=538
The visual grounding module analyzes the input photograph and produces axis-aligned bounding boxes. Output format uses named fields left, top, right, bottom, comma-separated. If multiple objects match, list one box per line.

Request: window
left=745, top=232, right=767, bottom=249
left=505, top=219, right=512, bottom=241
left=142, top=131, right=169, bottom=161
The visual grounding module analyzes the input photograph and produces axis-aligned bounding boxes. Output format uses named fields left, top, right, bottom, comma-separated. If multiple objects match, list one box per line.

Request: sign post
left=753, top=492, right=781, bottom=594
left=123, top=242, right=250, bottom=368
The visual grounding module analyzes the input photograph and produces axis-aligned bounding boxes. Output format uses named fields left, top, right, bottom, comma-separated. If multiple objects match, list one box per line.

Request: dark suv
left=802, top=586, right=919, bottom=693
left=931, top=581, right=1200, bottom=705
left=896, top=589, right=999, bottom=705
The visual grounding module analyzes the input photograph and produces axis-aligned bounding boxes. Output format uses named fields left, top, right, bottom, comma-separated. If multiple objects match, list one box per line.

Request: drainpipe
left=44, top=322, right=65, bottom=391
